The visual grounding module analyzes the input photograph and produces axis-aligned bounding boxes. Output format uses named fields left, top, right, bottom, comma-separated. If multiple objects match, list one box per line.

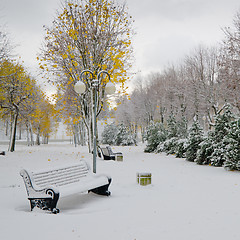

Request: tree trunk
left=87, top=122, right=92, bottom=153
left=72, top=125, right=77, bottom=147
left=26, top=122, right=30, bottom=146
left=36, top=127, right=40, bottom=145
left=18, top=125, right=22, bottom=140
left=79, top=121, right=86, bottom=146
left=5, top=119, right=9, bottom=136
left=43, top=134, right=49, bottom=144
left=8, top=110, right=18, bottom=152
left=29, top=122, right=34, bottom=146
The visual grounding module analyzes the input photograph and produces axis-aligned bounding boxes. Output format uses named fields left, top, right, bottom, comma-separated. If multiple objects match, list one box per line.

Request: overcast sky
left=1, top=0, right=240, bottom=80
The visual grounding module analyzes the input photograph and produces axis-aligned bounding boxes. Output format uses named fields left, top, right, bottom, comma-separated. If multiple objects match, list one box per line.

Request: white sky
left=1, top=0, right=240, bottom=82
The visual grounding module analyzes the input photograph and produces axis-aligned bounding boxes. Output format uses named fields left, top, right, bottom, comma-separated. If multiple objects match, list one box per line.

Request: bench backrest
left=20, top=161, right=90, bottom=195
left=101, top=147, right=110, bottom=156
left=106, top=146, right=114, bottom=155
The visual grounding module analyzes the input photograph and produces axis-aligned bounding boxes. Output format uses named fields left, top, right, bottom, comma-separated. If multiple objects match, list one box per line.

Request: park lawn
left=0, top=142, right=239, bottom=240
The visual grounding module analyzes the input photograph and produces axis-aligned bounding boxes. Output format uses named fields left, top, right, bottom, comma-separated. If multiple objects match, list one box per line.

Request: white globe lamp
left=105, top=81, right=116, bottom=95
left=74, top=81, right=86, bottom=94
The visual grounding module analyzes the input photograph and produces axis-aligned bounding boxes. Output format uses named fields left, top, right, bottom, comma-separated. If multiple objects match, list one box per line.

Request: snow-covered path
left=0, top=143, right=239, bottom=240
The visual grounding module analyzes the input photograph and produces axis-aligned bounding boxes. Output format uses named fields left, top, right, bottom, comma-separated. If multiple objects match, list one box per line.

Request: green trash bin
left=115, top=153, right=123, bottom=161
left=137, top=172, right=152, bottom=186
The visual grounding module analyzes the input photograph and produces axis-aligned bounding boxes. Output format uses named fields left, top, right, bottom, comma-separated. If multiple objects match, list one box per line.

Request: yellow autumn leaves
left=0, top=59, right=57, bottom=139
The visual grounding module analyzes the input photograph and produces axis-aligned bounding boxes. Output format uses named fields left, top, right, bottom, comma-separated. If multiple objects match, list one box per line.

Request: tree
left=166, top=114, right=178, bottom=139
left=40, top=0, right=134, bottom=152
left=185, top=120, right=204, bottom=162
left=54, top=89, right=86, bottom=146
left=30, top=93, right=56, bottom=145
left=102, top=122, right=136, bottom=146
left=182, top=45, right=221, bottom=125
left=195, top=134, right=214, bottom=165
left=114, top=123, right=136, bottom=146
left=0, top=25, right=13, bottom=63
left=177, top=115, right=188, bottom=139
left=209, top=104, right=235, bottom=166
left=115, top=75, right=158, bottom=138
left=144, top=121, right=167, bottom=153
left=0, top=60, right=37, bottom=151
left=224, top=118, right=240, bottom=170
left=101, top=122, right=117, bottom=145
left=219, top=10, right=240, bottom=112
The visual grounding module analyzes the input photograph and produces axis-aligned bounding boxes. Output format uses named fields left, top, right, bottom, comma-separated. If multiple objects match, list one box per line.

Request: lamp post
left=74, top=69, right=115, bottom=173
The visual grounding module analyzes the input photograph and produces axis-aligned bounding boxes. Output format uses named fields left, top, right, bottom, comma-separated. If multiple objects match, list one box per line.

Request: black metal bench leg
left=29, top=198, right=52, bottom=211
left=28, top=191, right=60, bottom=214
left=89, top=178, right=112, bottom=196
left=50, top=192, right=60, bottom=213
left=45, top=189, right=60, bottom=213
left=30, top=199, right=35, bottom=211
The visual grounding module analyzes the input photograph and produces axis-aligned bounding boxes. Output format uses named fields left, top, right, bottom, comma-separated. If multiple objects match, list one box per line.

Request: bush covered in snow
left=209, top=105, right=235, bottom=167
left=166, top=115, right=178, bottom=139
left=185, top=120, right=204, bottom=162
left=101, top=123, right=117, bottom=145
left=114, top=123, right=136, bottom=146
left=156, top=137, right=188, bottom=158
left=143, top=104, right=240, bottom=171
left=195, top=134, right=214, bottom=165
left=144, top=121, right=167, bottom=153
left=223, top=119, right=240, bottom=170
left=175, top=138, right=188, bottom=158
left=156, top=137, right=178, bottom=155
left=101, top=123, right=136, bottom=146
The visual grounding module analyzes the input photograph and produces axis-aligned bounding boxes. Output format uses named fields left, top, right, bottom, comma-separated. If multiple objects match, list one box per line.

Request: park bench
left=20, top=160, right=111, bottom=214
left=98, top=146, right=123, bottom=161
left=98, top=146, right=115, bottom=160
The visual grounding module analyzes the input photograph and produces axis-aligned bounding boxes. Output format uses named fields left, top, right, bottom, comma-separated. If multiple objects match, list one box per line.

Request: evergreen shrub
left=209, top=104, right=235, bottom=167
left=158, top=137, right=178, bottom=155
left=115, top=123, right=136, bottom=146
left=195, top=135, right=214, bottom=165
left=224, top=119, right=240, bottom=170
left=101, top=123, right=136, bottom=146
left=144, top=121, right=167, bottom=153
left=185, top=120, right=204, bottom=162
left=101, top=123, right=117, bottom=145
left=175, top=138, right=188, bottom=158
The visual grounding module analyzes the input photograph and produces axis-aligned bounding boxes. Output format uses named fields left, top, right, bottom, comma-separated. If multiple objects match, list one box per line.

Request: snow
left=0, top=142, right=240, bottom=240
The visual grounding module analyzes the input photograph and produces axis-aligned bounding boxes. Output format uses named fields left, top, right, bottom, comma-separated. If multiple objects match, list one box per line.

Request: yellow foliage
left=38, top=0, right=134, bottom=127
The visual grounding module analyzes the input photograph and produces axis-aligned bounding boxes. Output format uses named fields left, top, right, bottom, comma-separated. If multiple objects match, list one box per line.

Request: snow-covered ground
left=0, top=142, right=240, bottom=240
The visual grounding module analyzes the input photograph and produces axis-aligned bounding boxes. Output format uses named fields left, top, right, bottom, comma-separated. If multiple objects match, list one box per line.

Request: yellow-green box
left=137, top=172, right=152, bottom=186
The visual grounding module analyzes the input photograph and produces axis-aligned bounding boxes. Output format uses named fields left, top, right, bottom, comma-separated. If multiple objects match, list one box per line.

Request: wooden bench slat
left=32, top=163, right=87, bottom=175
left=35, top=164, right=85, bottom=172
left=33, top=166, right=88, bottom=177
left=32, top=165, right=88, bottom=185
left=34, top=170, right=88, bottom=182
left=33, top=168, right=88, bottom=181
left=34, top=172, right=88, bottom=187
